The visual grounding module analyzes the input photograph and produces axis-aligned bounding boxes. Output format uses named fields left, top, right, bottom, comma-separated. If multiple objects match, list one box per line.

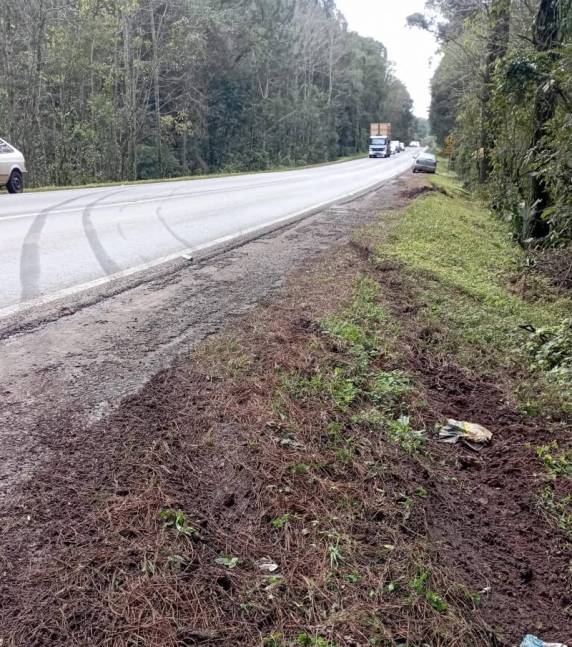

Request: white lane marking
left=0, top=157, right=414, bottom=320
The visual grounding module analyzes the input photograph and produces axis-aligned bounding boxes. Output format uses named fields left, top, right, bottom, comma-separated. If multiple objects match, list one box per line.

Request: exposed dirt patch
left=535, top=245, right=572, bottom=293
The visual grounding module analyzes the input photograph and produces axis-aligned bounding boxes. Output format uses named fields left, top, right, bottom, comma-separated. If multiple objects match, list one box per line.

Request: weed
left=335, top=445, right=355, bottom=463
left=264, top=632, right=285, bottom=647
left=271, top=514, right=291, bottom=530
left=282, top=368, right=359, bottom=412
left=345, top=570, right=362, bottom=584
left=322, top=317, right=374, bottom=353
left=537, top=441, right=572, bottom=479
left=409, top=570, right=448, bottom=613
left=368, top=370, right=412, bottom=410
left=325, top=533, right=343, bottom=569
left=159, top=509, right=197, bottom=538
left=215, top=555, right=239, bottom=569
left=297, top=633, right=337, bottom=647
left=292, top=463, right=311, bottom=475
left=386, top=416, right=426, bottom=454
left=538, top=487, right=572, bottom=538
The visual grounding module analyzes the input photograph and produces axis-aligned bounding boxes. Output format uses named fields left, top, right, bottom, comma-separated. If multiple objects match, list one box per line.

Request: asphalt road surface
left=0, top=152, right=416, bottom=315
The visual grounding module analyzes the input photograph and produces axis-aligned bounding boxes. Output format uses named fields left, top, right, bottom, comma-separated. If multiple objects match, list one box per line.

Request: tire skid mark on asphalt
left=19, top=189, right=126, bottom=301
left=82, top=190, right=128, bottom=276
left=157, top=206, right=193, bottom=249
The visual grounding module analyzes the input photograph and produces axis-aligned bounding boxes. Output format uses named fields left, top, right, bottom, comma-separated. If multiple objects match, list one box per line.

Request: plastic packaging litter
left=520, top=635, right=568, bottom=647
left=438, top=419, right=492, bottom=451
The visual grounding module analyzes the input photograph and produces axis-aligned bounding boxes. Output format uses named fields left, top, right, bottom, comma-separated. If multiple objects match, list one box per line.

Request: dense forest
left=0, top=0, right=418, bottom=187
left=411, top=0, right=572, bottom=244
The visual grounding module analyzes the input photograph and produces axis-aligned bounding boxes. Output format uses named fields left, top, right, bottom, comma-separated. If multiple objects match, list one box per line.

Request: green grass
left=25, top=151, right=368, bottom=193
left=377, top=174, right=571, bottom=413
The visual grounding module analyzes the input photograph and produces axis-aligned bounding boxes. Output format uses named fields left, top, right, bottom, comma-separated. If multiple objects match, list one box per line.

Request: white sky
left=335, top=0, right=440, bottom=118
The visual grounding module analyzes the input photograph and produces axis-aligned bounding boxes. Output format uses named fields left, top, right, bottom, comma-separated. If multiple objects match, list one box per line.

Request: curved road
left=0, top=152, right=415, bottom=314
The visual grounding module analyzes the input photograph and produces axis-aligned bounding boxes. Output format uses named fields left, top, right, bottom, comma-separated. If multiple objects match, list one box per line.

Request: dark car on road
left=413, top=153, right=437, bottom=174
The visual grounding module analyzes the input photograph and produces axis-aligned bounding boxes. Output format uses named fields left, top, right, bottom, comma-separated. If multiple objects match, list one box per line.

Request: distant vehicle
left=390, top=140, right=400, bottom=155
left=0, top=138, right=26, bottom=193
left=369, top=123, right=391, bottom=158
left=409, top=141, right=421, bottom=148
left=399, top=142, right=405, bottom=152
left=413, top=153, right=437, bottom=174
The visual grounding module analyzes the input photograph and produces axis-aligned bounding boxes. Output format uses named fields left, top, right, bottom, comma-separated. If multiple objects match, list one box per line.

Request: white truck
left=369, top=123, right=391, bottom=158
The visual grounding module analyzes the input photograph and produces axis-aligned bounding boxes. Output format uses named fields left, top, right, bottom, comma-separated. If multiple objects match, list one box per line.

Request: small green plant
left=159, top=509, right=198, bottom=538
left=386, top=416, right=426, bottom=454
left=271, top=514, right=291, bottom=530
left=282, top=367, right=358, bottom=412
left=292, top=463, right=311, bottom=475
left=538, top=487, right=572, bottom=537
left=345, top=570, right=362, bottom=584
left=215, top=555, right=239, bottom=569
left=369, top=370, right=412, bottom=409
left=297, top=633, right=337, bottom=647
left=326, top=533, right=343, bottom=568
left=263, top=632, right=284, bottom=647
left=536, top=442, right=572, bottom=479
left=409, top=570, right=448, bottom=613
left=386, top=579, right=401, bottom=593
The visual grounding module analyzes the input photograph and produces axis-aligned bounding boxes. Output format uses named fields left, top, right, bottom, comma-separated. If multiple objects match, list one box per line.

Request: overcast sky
left=334, top=0, right=440, bottom=118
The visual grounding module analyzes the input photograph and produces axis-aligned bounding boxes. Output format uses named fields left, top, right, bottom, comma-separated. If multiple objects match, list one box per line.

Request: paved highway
left=0, top=152, right=415, bottom=314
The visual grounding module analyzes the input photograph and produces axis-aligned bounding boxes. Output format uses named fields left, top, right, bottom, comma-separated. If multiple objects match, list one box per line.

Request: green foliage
left=369, top=371, right=412, bottom=409
left=538, top=487, right=572, bottom=538
left=386, top=417, right=426, bottom=454
left=297, top=634, right=337, bottom=647
left=159, top=509, right=197, bottom=538
left=409, top=570, right=449, bottom=613
left=525, top=318, right=572, bottom=374
left=215, top=555, right=239, bottom=569
left=0, top=0, right=415, bottom=187
left=271, top=514, right=291, bottom=530
left=425, top=1, right=572, bottom=244
left=283, top=368, right=359, bottom=413
left=536, top=442, right=572, bottom=479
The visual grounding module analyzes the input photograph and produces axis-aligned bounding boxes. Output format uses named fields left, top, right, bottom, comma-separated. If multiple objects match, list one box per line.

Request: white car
left=0, top=138, right=26, bottom=193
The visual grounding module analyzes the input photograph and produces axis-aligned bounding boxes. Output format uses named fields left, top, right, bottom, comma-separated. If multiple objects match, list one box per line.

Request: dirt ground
left=1, top=173, right=570, bottom=646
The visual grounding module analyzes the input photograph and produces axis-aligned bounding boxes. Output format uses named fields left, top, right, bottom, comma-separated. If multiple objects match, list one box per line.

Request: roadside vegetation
left=2, top=163, right=570, bottom=645
left=411, top=0, right=572, bottom=249
left=0, top=1, right=426, bottom=188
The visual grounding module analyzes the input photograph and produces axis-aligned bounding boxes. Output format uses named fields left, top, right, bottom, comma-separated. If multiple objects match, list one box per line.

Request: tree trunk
left=530, top=0, right=561, bottom=227
left=148, top=0, right=162, bottom=176
left=479, top=0, right=511, bottom=184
